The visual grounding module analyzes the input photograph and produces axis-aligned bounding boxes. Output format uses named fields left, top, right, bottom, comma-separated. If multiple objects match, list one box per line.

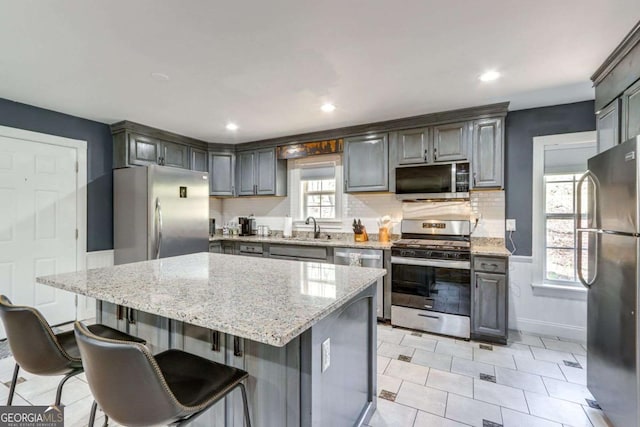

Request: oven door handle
left=391, top=256, right=470, bottom=270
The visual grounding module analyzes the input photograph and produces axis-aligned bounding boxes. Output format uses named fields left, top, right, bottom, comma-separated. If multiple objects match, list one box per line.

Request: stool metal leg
left=54, top=370, right=82, bottom=406
left=238, top=383, right=252, bottom=427
left=88, top=400, right=98, bottom=427
left=7, top=364, right=19, bottom=405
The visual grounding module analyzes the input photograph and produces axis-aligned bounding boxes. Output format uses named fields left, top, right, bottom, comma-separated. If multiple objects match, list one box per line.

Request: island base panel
left=95, top=284, right=377, bottom=426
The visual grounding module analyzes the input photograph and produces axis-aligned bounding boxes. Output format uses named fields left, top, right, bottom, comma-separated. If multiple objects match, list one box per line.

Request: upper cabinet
left=622, top=79, right=640, bottom=141
left=432, top=122, right=470, bottom=162
left=397, top=128, right=430, bottom=165
left=472, top=118, right=503, bottom=189
left=596, top=99, right=620, bottom=153
left=235, top=148, right=286, bottom=197
left=162, top=141, right=190, bottom=169
left=591, top=21, right=640, bottom=151
left=125, top=133, right=189, bottom=169
left=344, top=134, right=389, bottom=192
left=209, top=152, right=235, bottom=196
left=191, top=148, right=208, bottom=172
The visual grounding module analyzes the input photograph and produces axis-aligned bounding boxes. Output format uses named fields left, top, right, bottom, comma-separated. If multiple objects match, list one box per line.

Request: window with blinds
left=300, top=163, right=337, bottom=219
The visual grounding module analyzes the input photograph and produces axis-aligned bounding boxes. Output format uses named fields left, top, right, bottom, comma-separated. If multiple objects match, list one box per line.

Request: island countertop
left=37, top=252, right=386, bottom=347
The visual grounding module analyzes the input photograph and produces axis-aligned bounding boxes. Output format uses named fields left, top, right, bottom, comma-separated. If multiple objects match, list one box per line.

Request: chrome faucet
left=305, top=216, right=321, bottom=238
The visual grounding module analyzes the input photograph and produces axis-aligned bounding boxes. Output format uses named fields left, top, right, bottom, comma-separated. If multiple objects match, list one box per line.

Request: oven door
left=391, top=257, right=471, bottom=317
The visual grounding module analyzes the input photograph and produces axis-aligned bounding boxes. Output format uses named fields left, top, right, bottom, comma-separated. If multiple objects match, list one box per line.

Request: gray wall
left=505, top=100, right=596, bottom=256
left=0, top=98, right=113, bottom=251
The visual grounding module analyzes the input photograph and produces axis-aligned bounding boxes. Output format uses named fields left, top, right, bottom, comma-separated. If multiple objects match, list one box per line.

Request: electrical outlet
left=321, top=338, right=331, bottom=372
left=506, top=219, right=516, bottom=232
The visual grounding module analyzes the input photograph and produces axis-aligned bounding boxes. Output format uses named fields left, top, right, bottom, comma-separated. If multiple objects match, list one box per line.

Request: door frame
left=0, top=124, right=88, bottom=279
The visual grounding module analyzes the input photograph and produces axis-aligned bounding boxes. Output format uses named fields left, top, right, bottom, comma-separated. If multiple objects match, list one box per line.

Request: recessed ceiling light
left=321, top=103, right=336, bottom=113
left=479, top=70, right=501, bottom=82
left=150, top=72, right=170, bottom=81
left=226, top=123, right=238, bottom=131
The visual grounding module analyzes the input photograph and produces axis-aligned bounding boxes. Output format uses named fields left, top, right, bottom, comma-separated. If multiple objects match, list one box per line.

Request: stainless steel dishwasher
left=334, top=247, right=384, bottom=318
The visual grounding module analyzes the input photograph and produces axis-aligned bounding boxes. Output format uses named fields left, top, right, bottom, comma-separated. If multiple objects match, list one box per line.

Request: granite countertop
left=210, top=235, right=393, bottom=250
left=37, top=253, right=386, bottom=347
left=470, top=238, right=511, bottom=257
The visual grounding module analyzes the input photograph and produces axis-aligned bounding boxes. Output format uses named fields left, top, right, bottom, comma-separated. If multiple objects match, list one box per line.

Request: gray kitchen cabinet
left=125, top=133, right=189, bottom=169
left=209, top=152, right=235, bottom=196
left=622, top=78, right=640, bottom=141
left=268, top=244, right=329, bottom=262
left=222, top=241, right=236, bottom=255
left=344, top=134, right=389, bottom=192
left=191, top=147, right=208, bottom=172
left=126, top=310, right=171, bottom=354
left=432, top=122, right=470, bottom=162
left=128, top=133, right=162, bottom=166
left=209, top=241, right=222, bottom=253
left=597, top=99, right=621, bottom=152
left=472, top=118, right=503, bottom=189
left=96, top=301, right=128, bottom=332
left=236, top=148, right=286, bottom=196
left=396, top=127, right=430, bottom=165
left=471, top=256, right=508, bottom=344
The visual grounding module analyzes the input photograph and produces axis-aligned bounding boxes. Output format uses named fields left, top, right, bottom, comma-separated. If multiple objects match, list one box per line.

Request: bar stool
left=0, top=295, right=145, bottom=406
left=74, top=321, right=252, bottom=427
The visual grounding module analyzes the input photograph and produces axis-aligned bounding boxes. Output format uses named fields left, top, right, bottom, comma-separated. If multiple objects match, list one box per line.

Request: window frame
left=302, top=179, right=337, bottom=220
left=531, top=131, right=596, bottom=298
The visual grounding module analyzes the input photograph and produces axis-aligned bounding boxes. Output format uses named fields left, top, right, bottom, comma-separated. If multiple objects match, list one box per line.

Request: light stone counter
left=37, top=252, right=386, bottom=347
left=210, top=235, right=393, bottom=250
left=471, top=238, right=511, bottom=257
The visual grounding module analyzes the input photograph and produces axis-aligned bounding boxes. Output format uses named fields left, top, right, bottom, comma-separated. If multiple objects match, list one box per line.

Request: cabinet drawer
left=473, top=257, right=506, bottom=273
left=269, top=244, right=327, bottom=260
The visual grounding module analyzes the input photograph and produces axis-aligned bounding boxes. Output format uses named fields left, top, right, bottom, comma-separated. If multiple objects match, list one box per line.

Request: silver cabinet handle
left=211, top=331, right=220, bottom=352
left=233, top=336, right=243, bottom=357
left=480, top=262, right=499, bottom=269
left=424, top=149, right=428, bottom=162
left=391, top=256, right=470, bottom=270
left=418, top=313, right=440, bottom=320
left=155, top=198, right=163, bottom=259
left=433, top=147, right=437, bottom=161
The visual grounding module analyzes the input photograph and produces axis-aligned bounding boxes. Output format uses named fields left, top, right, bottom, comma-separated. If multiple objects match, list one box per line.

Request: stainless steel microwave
left=395, top=162, right=470, bottom=200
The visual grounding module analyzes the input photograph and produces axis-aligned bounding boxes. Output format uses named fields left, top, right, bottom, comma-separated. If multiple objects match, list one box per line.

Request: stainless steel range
left=391, top=219, right=471, bottom=339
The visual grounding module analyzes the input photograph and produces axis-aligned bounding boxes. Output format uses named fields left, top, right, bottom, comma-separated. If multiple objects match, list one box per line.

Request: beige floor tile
left=495, top=366, right=547, bottom=394
left=473, top=378, right=528, bottom=412
left=559, top=364, right=586, bottom=385
left=435, top=341, right=473, bottom=360
left=377, top=374, right=402, bottom=395
left=28, top=378, right=91, bottom=407
left=514, top=357, right=564, bottom=380
left=501, top=408, right=562, bottom=427
left=384, top=359, right=429, bottom=385
left=525, top=391, right=591, bottom=426
left=395, top=381, right=447, bottom=416
left=473, top=348, right=516, bottom=369
left=411, top=349, right=452, bottom=371
left=413, top=410, right=469, bottom=427
left=377, top=342, right=415, bottom=359
left=451, top=357, right=495, bottom=378
left=541, top=338, right=586, bottom=356
left=368, top=398, right=417, bottom=427
left=377, top=327, right=406, bottom=345
left=508, top=331, right=545, bottom=348
left=531, top=347, right=577, bottom=364
left=445, top=393, right=502, bottom=427
left=399, top=334, right=437, bottom=352
left=542, top=377, right=594, bottom=405
left=377, top=355, right=391, bottom=374
left=426, top=368, right=473, bottom=398
left=583, top=406, right=614, bottom=427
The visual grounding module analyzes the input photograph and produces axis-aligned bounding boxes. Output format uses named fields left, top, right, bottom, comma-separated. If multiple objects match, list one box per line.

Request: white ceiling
left=0, top=1, right=638, bottom=143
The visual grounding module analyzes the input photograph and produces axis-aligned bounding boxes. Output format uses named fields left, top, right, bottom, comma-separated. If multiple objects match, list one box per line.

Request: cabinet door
left=472, top=272, right=507, bottom=338
left=162, top=141, right=189, bottom=169
left=472, top=118, right=503, bottom=188
left=191, top=148, right=208, bottom=172
left=432, top=122, right=470, bottom=162
left=344, top=134, right=389, bottom=192
left=397, top=128, right=429, bottom=165
left=127, top=310, right=170, bottom=354
left=209, top=152, right=235, bottom=196
left=597, top=99, right=621, bottom=152
left=622, top=79, right=640, bottom=141
left=222, top=242, right=235, bottom=254
left=236, top=151, right=256, bottom=196
left=256, top=148, right=276, bottom=195
left=209, top=242, right=222, bottom=253
left=128, top=133, right=162, bottom=166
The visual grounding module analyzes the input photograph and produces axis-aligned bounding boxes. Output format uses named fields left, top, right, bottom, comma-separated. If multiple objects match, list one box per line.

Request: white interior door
left=0, top=134, right=78, bottom=334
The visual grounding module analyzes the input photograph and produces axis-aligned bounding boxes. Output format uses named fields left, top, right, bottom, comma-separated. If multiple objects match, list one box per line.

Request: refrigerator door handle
left=576, top=230, right=598, bottom=288
left=576, top=171, right=599, bottom=288
left=155, top=198, right=163, bottom=259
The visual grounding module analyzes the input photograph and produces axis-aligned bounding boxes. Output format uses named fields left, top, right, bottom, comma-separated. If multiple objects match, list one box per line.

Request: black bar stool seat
left=74, top=321, right=252, bottom=427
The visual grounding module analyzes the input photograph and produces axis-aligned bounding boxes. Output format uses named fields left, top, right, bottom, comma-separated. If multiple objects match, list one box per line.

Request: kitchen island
left=38, top=252, right=386, bottom=427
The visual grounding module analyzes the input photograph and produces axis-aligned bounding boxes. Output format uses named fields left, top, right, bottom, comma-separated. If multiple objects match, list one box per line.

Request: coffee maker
left=238, top=217, right=256, bottom=236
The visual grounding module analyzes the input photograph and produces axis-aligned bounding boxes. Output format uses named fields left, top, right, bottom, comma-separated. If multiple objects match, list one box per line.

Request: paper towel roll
left=283, top=216, right=293, bottom=237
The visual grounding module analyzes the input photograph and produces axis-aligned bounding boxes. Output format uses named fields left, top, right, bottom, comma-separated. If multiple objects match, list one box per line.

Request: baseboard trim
left=515, top=316, right=586, bottom=341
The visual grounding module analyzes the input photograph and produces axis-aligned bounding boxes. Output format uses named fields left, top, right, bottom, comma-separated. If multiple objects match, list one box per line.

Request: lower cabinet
left=96, top=302, right=169, bottom=353
left=471, top=256, right=508, bottom=344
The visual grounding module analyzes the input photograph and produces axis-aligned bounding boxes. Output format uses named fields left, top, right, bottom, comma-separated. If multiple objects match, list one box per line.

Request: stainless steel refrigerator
left=114, top=165, right=209, bottom=265
left=577, top=135, right=640, bottom=427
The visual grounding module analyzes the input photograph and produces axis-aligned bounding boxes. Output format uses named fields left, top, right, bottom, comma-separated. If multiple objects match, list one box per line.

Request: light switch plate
left=321, top=338, right=330, bottom=372
left=506, top=219, right=516, bottom=232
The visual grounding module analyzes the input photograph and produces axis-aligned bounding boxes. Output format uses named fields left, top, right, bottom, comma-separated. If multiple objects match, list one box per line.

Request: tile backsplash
left=210, top=159, right=505, bottom=238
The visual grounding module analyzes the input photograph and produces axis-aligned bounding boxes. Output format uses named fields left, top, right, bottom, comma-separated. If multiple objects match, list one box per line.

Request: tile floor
left=369, top=323, right=612, bottom=427
left=0, top=322, right=613, bottom=427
